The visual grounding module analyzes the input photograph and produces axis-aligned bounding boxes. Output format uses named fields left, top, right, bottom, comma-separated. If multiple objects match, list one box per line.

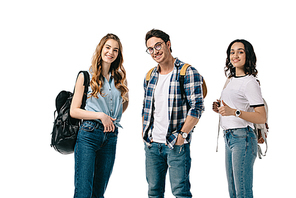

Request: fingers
left=104, top=123, right=115, bottom=132
left=175, top=134, right=185, bottom=146
left=104, top=119, right=115, bottom=132
left=102, top=115, right=116, bottom=132
left=212, top=100, right=220, bottom=113
left=110, top=117, right=117, bottom=121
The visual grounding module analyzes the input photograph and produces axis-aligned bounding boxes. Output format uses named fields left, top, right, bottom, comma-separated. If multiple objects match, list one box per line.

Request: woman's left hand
left=218, top=100, right=235, bottom=116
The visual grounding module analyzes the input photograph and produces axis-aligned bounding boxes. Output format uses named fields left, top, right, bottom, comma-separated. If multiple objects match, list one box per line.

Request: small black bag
left=51, top=71, right=90, bottom=154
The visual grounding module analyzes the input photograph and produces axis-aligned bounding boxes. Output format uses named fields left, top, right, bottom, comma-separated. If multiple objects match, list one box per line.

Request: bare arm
left=176, top=115, right=199, bottom=145
left=218, top=100, right=266, bottom=124
left=70, top=73, right=116, bottom=132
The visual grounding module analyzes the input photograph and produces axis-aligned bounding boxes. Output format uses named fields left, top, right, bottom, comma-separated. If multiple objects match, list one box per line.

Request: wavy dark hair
left=224, top=39, right=258, bottom=78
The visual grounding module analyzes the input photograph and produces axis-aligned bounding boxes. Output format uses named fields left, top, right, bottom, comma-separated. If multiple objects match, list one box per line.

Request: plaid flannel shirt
left=142, top=58, right=205, bottom=149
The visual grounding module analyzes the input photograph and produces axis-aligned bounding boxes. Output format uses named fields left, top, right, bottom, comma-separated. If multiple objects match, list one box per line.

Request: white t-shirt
left=152, top=71, right=172, bottom=143
left=220, top=75, right=264, bottom=130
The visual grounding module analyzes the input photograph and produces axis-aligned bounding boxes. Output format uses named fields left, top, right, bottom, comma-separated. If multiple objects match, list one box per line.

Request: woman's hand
left=218, top=100, right=235, bottom=116
left=98, top=112, right=116, bottom=132
left=212, top=99, right=221, bottom=113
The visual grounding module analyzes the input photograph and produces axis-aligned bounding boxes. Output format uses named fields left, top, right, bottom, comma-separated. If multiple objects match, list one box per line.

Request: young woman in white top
left=212, top=39, right=266, bottom=198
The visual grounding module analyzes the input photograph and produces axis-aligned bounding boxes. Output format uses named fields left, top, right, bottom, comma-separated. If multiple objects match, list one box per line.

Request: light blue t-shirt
left=85, top=72, right=123, bottom=128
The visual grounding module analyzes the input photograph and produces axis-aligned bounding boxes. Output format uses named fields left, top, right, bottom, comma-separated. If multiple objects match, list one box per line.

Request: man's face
left=146, top=37, right=171, bottom=64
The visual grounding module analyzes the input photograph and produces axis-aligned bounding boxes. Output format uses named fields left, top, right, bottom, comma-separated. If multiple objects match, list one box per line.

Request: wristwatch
left=180, top=131, right=188, bottom=139
left=235, top=110, right=241, bottom=117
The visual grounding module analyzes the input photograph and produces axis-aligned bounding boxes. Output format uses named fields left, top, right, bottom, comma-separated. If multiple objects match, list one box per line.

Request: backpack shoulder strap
left=81, top=71, right=90, bottom=88
left=216, top=77, right=231, bottom=152
left=77, top=70, right=90, bottom=109
left=180, top=63, right=190, bottom=76
left=146, top=67, right=156, bottom=85
left=179, top=64, right=190, bottom=110
left=180, top=64, right=207, bottom=98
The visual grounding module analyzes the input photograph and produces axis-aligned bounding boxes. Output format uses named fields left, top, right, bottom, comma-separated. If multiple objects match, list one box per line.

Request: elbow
left=257, top=115, right=267, bottom=124
left=69, top=108, right=75, bottom=118
left=262, top=115, right=267, bottom=124
left=70, top=106, right=78, bottom=119
left=261, top=111, right=267, bottom=124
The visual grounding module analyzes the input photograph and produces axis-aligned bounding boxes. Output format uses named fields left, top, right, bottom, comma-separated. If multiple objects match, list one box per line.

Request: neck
left=159, top=56, right=175, bottom=74
left=102, top=61, right=111, bottom=80
left=235, top=67, right=246, bottom=77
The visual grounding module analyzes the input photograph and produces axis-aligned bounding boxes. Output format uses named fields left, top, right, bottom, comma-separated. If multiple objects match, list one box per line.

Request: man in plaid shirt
left=142, top=29, right=205, bottom=198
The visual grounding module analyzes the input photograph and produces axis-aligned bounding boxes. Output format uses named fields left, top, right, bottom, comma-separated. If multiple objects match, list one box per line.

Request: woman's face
left=101, top=39, right=119, bottom=64
left=230, top=42, right=246, bottom=69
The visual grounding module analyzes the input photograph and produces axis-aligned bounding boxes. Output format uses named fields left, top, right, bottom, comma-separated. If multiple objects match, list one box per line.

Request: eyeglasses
left=146, top=42, right=164, bottom=54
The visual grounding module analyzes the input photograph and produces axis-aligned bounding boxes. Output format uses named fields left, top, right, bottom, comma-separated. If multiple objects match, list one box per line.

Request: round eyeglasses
left=146, top=42, right=164, bottom=54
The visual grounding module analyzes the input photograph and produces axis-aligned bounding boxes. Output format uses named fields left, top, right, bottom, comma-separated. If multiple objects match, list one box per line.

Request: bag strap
left=146, top=67, right=155, bottom=83
left=216, top=77, right=231, bottom=152
left=179, top=64, right=190, bottom=110
left=74, top=70, right=90, bottom=109
left=180, top=64, right=208, bottom=98
left=145, top=64, right=206, bottom=112
left=145, top=65, right=191, bottom=109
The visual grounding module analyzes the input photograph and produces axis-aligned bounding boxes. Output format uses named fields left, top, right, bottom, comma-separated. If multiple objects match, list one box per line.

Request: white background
left=1, top=0, right=295, bottom=197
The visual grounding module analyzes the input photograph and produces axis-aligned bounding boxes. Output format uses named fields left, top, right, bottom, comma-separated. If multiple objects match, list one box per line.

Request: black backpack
left=51, top=71, right=90, bottom=154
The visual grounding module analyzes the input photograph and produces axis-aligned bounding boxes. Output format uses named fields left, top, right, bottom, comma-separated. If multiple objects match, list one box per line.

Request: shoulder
left=180, top=63, right=201, bottom=81
left=144, top=66, right=157, bottom=81
left=245, top=75, right=260, bottom=86
left=175, top=58, right=199, bottom=75
left=76, top=73, right=85, bottom=86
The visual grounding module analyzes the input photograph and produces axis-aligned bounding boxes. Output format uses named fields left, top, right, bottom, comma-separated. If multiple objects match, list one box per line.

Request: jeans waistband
left=224, top=126, right=253, bottom=134
left=83, top=120, right=104, bottom=129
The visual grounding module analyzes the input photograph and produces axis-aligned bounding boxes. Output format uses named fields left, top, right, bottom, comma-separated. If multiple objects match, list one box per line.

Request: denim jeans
left=224, top=126, right=257, bottom=198
left=144, top=142, right=192, bottom=198
left=74, top=120, right=118, bottom=198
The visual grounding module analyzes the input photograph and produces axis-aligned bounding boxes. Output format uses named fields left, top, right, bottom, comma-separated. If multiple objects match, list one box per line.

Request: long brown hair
left=89, top=33, right=128, bottom=102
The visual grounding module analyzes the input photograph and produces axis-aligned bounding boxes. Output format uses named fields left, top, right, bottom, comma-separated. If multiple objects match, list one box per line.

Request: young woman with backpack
left=212, top=39, right=266, bottom=198
left=70, top=33, right=128, bottom=198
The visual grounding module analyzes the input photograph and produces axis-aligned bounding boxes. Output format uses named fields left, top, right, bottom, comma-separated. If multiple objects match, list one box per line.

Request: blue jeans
left=74, top=120, right=118, bottom=198
left=144, top=142, right=192, bottom=198
left=224, top=126, right=257, bottom=198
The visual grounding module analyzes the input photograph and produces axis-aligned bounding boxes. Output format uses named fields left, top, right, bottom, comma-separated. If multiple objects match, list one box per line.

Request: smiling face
left=101, top=39, right=119, bottom=64
left=146, top=37, right=171, bottom=64
left=230, top=42, right=246, bottom=70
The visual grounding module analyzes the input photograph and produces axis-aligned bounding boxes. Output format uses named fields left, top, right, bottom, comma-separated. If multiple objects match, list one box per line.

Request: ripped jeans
left=144, top=142, right=192, bottom=198
left=224, top=126, right=257, bottom=198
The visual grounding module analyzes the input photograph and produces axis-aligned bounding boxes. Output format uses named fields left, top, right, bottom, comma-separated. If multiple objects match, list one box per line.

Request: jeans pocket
left=231, top=129, right=247, bottom=138
left=81, top=121, right=95, bottom=132
left=173, top=144, right=185, bottom=154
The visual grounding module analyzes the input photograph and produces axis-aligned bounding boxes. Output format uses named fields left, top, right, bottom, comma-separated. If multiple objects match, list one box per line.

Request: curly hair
left=224, top=39, right=258, bottom=78
left=89, top=33, right=128, bottom=102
